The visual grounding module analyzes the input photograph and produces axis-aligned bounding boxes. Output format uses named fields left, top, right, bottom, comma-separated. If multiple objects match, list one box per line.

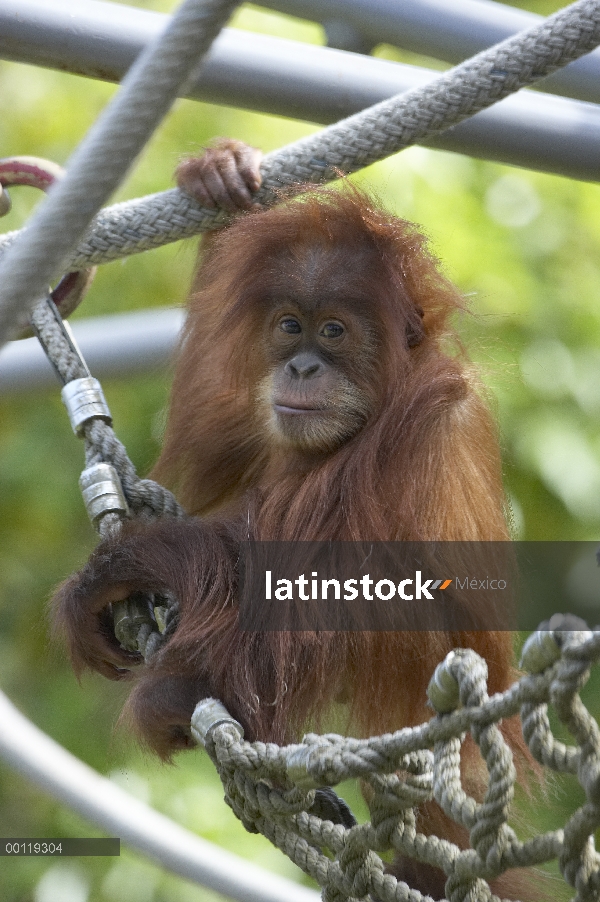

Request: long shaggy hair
left=56, top=184, right=515, bottom=751
left=53, top=183, right=537, bottom=898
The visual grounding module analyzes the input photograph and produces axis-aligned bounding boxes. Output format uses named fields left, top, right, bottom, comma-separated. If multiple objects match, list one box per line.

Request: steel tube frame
left=0, top=690, right=318, bottom=902
left=0, top=309, right=184, bottom=392
left=260, top=0, right=600, bottom=104
left=2, top=0, right=600, bottom=183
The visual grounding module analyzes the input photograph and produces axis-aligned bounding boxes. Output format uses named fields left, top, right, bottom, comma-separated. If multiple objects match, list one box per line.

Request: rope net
left=192, top=627, right=600, bottom=901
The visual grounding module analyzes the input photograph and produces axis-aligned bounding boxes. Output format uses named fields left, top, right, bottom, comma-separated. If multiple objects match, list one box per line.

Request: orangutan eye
left=321, top=322, right=344, bottom=339
left=280, top=318, right=302, bottom=334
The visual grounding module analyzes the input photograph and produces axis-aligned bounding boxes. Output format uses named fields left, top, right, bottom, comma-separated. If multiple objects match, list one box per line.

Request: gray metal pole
left=2, top=0, right=600, bottom=183
left=0, top=690, right=319, bottom=902
left=2, top=0, right=600, bottom=106
left=0, top=0, right=241, bottom=345
left=259, top=0, right=600, bottom=104
left=0, top=309, right=184, bottom=393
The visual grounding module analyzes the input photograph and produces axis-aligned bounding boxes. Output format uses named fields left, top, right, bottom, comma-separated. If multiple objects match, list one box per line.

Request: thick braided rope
left=29, top=300, right=184, bottom=531
left=0, top=0, right=599, bottom=288
left=196, top=628, right=600, bottom=902
left=0, top=0, right=240, bottom=345
left=29, top=297, right=183, bottom=651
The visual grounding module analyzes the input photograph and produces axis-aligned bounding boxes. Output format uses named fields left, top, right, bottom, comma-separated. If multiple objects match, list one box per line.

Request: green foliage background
left=1, top=1, right=600, bottom=900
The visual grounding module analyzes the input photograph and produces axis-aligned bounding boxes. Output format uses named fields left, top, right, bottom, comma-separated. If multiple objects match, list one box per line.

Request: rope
left=193, top=625, right=600, bottom=902
left=31, top=291, right=183, bottom=655
left=30, top=297, right=184, bottom=537
left=0, top=0, right=241, bottom=345
left=0, top=0, right=598, bottom=303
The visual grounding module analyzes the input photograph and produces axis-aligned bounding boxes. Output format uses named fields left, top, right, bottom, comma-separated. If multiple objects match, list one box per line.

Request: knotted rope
left=193, top=624, right=600, bottom=902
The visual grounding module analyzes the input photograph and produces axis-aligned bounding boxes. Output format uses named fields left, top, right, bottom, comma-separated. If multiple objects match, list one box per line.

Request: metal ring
left=191, top=698, right=244, bottom=748
left=0, top=156, right=97, bottom=339
left=79, top=463, right=129, bottom=525
left=61, top=377, right=112, bottom=435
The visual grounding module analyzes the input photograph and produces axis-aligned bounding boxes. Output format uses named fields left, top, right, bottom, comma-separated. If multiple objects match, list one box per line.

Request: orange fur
left=53, top=185, right=536, bottom=899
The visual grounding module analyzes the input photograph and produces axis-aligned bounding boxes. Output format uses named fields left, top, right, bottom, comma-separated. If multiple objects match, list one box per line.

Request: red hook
left=0, top=156, right=96, bottom=339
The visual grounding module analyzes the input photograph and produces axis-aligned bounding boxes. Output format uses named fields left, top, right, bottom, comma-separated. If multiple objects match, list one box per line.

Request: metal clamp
left=191, top=698, right=244, bottom=748
left=286, top=744, right=327, bottom=790
left=79, top=462, right=129, bottom=525
left=520, top=629, right=561, bottom=674
left=427, top=650, right=460, bottom=714
left=62, top=377, right=112, bottom=435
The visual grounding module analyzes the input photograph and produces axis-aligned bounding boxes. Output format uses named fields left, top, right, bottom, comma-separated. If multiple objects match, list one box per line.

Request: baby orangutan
left=54, top=140, right=533, bottom=899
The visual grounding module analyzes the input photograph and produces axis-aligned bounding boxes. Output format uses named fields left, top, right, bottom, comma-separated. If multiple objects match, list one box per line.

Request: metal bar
left=2, top=0, right=600, bottom=183
left=0, top=0, right=241, bottom=345
left=0, top=308, right=184, bottom=392
left=0, top=0, right=599, bottom=106
left=259, top=0, right=600, bottom=104
left=0, top=690, right=319, bottom=902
